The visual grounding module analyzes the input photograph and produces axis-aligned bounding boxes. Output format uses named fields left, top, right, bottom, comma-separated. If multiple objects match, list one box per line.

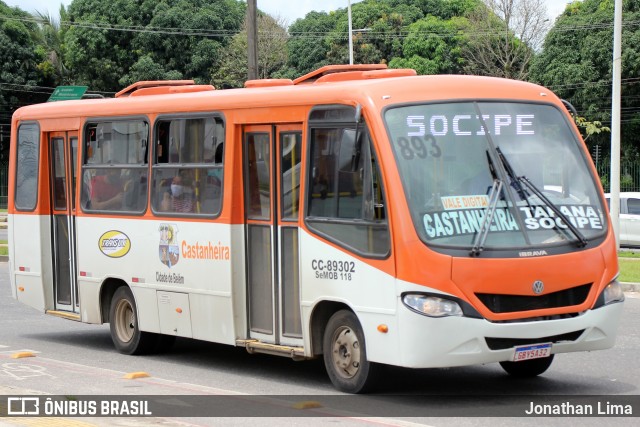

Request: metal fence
left=596, top=160, right=640, bottom=193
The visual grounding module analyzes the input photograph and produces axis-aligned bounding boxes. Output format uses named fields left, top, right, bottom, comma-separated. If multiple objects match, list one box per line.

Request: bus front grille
left=475, top=283, right=592, bottom=314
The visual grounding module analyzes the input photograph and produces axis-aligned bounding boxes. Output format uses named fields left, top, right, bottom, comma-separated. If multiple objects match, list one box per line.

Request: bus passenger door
left=49, top=132, right=79, bottom=313
left=243, top=125, right=303, bottom=346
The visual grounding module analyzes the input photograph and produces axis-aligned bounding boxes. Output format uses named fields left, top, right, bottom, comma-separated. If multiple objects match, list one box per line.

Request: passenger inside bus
left=89, top=169, right=131, bottom=210
left=160, top=172, right=195, bottom=213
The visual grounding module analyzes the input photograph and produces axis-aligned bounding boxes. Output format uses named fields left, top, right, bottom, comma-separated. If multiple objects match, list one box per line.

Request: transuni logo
left=98, top=230, right=131, bottom=258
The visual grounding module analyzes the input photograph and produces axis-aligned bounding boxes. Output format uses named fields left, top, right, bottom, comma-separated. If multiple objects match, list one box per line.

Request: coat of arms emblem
left=159, top=224, right=179, bottom=268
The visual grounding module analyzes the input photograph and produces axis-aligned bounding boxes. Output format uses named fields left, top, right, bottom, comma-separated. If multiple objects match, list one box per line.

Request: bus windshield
left=384, top=102, right=607, bottom=252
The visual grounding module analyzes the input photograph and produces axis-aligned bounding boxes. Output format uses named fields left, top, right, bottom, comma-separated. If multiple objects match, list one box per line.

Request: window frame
left=279, top=131, right=303, bottom=223
left=14, top=121, right=41, bottom=212
left=80, top=116, right=150, bottom=215
left=304, top=105, right=391, bottom=259
left=150, top=112, right=226, bottom=218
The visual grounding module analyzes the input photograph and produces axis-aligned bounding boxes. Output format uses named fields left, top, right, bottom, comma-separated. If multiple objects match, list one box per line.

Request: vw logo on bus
left=532, top=280, right=545, bottom=295
left=98, top=230, right=131, bottom=258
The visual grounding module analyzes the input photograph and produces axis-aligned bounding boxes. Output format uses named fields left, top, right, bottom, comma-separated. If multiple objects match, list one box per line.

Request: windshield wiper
left=495, top=147, right=588, bottom=248
left=495, top=147, right=528, bottom=200
left=470, top=151, right=504, bottom=257
left=470, top=179, right=503, bottom=257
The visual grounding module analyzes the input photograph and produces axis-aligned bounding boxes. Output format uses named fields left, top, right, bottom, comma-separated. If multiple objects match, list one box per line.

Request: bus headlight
left=402, top=294, right=463, bottom=317
left=603, top=279, right=625, bottom=305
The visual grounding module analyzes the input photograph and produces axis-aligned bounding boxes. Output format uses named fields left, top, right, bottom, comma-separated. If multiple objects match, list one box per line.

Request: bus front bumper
left=390, top=300, right=624, bottom=369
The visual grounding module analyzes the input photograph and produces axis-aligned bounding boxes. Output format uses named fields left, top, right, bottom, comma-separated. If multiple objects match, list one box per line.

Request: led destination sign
left=424, top=203, right=603, bottom=239
left=406, top=114, right=536, bottom=137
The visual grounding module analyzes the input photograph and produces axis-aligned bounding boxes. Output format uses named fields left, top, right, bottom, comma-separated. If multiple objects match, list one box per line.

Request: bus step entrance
left=46, top=310, right=81, bottom=321
left=236, top=339, right=307, bottom=361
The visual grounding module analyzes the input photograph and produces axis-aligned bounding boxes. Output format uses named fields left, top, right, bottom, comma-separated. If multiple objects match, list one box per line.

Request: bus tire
left=109, top=286, right=157, bottom=355
left=323, top=310, right=378, bottom=393
left=499, top=355, right=554, bottom=378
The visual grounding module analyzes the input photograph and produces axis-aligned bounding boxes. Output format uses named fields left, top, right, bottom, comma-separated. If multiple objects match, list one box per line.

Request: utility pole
left=247, top=0, right=258, bottom=80
left=610, top=0, right=623, bottom=248
left=348, top=0, right=353, bottom=65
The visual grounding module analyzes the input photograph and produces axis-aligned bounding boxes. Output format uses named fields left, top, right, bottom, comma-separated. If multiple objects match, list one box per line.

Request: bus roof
left=12, top=67, right=560, bottom=122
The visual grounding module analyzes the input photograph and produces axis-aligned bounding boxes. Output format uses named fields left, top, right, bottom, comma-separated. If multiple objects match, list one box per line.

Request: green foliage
left=530, top=0, right=640, bottom=157
left=64, top=0, right=244, bottom=91
left=33, top=6, right=71, bottom=88
left=575, top=116, right=611, bottom=141
left=132, top=0, right=244, bottom=85
left=390, top=15, right=470, bottom=75
left=0, top=1, right=47, bottom=114
left=286, top=12, right=336, bottom=75
left=284, top=0, right=515, bottom=77
left=211, top=14, right=288, bottom=89
left=120, top=55, right=183, bottom=87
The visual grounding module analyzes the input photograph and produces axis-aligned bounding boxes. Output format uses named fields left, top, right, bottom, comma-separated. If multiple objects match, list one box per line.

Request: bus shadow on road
left=19, top=332, right=636, bottom=396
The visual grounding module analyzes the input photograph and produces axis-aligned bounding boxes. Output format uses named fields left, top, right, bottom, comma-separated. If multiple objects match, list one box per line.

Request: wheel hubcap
left=331, top=326, right=361, bottom=379
left=114, top=299, right=135, bottom=343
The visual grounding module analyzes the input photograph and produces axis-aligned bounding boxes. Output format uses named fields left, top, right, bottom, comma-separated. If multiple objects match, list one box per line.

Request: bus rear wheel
left=109, top=286, right=157, bottom=355
left=323, top=310, right=378, bottom=393
left=499, top=355, right=554, bottom=378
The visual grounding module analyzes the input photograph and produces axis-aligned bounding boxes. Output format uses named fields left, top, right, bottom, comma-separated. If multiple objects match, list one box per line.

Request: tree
left=0, top=1, right=48, bottom=123
left=64, top=0, right=153, bottom=91
left=389, top=15, right=471, bottom=75
left=211, top=13, right=289, bottom=88
left=284, top=0, right=481, bottom=76
left=33, top=5, right=71, bottom=87
left=63, top=0, right=245, bottom=91
left=530, top=0, right=640, bottom=156
left=463, top=0, right=551, bottom=79
left=131, top=0, right=245, bottom=86
left=285, top=11, right=337, bottom=76
left=324, top=0, right=425, bottom=66
left=575, top=116, right=610, bottom=142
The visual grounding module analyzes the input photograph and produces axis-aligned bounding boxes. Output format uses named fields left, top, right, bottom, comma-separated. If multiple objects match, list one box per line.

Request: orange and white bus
left=8, top=64, right=624, bottom=393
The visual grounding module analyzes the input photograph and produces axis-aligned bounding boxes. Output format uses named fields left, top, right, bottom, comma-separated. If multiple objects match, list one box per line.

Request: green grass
left=618, top=258, right=640, bottom=282
left=0, top=247, right=6, bottom=256
left=617, top=251, right=640, bottom=282
left=618, top=250, right=640, bottom=259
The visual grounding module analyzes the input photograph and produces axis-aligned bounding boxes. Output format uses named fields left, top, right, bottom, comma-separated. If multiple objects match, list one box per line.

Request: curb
left=621, top=282, right=640, bottom=293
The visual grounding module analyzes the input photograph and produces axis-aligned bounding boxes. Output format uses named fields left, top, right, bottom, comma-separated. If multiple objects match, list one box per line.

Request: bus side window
left=306, top=120, right=390, bottom=257
left=81, top=120, right=149, bottom=214
left=152, top=115, right=224, bottom=216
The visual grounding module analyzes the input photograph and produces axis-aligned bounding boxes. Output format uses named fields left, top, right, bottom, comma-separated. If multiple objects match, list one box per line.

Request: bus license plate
left=512, top=343, right=552, bottom=362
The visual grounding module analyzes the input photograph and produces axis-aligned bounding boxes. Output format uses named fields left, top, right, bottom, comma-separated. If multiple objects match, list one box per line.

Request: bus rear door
left=49, top=131, right=79, bottom=314
left=243, top=124, right=303, bottom=347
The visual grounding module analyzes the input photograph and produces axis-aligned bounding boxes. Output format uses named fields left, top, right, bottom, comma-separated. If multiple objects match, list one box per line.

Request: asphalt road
left=0, top=262, right=638, bottom=426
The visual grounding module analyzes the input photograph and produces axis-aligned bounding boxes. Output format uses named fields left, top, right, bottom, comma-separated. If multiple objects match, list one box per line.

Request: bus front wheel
left=499, top=355, right=554, bottom=378
left=323, top=310, right=378, bottom=393
left=109, top=286, right=157, bottom=355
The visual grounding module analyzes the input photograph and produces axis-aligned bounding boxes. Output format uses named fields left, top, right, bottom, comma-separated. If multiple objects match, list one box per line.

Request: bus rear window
left=15, top=123, right=40, bottom=211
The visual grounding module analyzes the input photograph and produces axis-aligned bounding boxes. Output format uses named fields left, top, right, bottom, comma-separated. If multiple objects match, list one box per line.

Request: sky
left=5, top=0, right=574, bottom=25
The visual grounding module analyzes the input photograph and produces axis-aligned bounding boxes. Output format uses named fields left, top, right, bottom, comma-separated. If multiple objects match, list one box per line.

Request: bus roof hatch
left=115, top=80, right=215, bottom=98
left=293, top=64, right=387, bottom=85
